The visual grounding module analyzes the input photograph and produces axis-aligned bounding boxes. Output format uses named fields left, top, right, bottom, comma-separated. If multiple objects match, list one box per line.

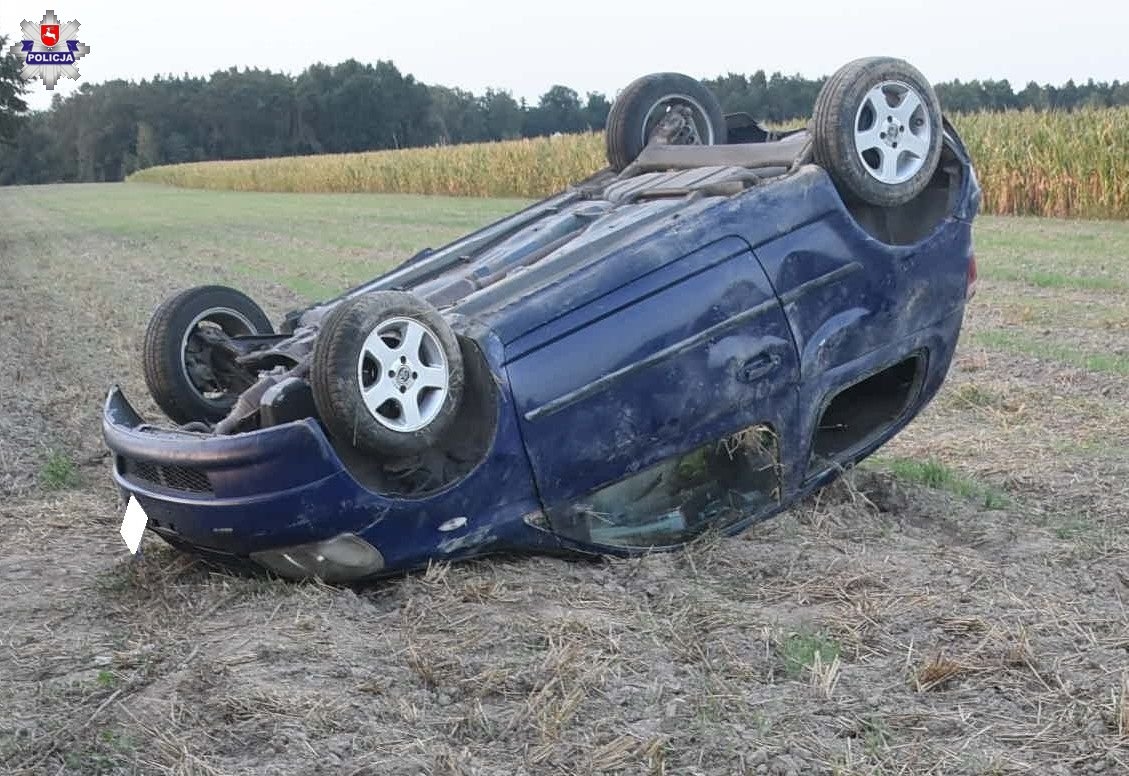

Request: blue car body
left=103, top=123, right=979, bottom=581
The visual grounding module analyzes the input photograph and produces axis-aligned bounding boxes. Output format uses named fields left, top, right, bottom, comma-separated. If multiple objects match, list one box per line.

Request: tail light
left=966, top=252, right=978, bottom=301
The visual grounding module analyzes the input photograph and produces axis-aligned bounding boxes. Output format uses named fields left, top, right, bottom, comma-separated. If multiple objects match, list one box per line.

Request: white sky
left=4, top=0, right=1126, bottom=112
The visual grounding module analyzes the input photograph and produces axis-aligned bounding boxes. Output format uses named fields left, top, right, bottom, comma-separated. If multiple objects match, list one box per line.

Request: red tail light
left=966, top=252, right=978, bottom=301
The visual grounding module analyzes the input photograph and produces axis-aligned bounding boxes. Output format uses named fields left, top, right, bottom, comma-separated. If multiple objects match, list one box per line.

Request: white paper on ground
left=119, top=495, right=148, bottom=554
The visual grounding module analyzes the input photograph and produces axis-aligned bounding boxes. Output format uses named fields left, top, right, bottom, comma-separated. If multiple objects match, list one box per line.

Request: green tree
left=135, top=121, right=160, bottom=169
left=480, top=89, right=523, bottom=140
left=1112, top=81, right=1129, bottom=108
left=1018, top=81, right=1048, bottom=110
left=524, top=85, right=585, bottom=137
left=583, top=91, right=611, bottom=130
left=429, top=85, right=484, bottom=144
left=0, top=34, right=29, bottom=146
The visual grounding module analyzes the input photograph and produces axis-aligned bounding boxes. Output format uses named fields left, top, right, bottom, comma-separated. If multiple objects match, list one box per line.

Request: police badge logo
left=8, top=9, right=91, bottom=91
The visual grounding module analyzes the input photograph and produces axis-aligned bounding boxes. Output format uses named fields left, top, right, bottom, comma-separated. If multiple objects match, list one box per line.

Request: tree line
left=2, top=40, right=1127, bottom=186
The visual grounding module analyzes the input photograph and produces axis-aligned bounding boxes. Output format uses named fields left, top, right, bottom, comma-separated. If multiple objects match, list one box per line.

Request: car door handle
left=736, top=352, right=781, bottom=383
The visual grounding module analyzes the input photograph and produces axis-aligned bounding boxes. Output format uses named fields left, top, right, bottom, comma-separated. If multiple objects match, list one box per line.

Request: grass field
left=2, top=183, right=1128, bottom=775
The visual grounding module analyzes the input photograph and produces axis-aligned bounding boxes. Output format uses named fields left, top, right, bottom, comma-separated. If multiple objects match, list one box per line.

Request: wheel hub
left=395, top=365, right=414, bottom=388
left=179, top=307, right=256, bottom=402
left=881, top=116, right=901, bottom=146
left=642, top=94, right=714, bottom=148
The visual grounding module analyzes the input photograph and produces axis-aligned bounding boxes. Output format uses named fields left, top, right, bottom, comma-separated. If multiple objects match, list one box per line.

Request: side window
left=548, top=424, right=780, bottom=548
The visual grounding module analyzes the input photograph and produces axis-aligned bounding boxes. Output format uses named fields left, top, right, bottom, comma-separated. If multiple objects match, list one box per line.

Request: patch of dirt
left=1, top=198, right=1127, bottom=775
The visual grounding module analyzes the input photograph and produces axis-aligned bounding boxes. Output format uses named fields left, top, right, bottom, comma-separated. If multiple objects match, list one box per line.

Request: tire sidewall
left=311, top=292, right=464, bottom=458
left=815, top=59, right=943, bottom=208
left=606, top=73, right=726, bottom=171
left=144, top=286, right=273, bottom=424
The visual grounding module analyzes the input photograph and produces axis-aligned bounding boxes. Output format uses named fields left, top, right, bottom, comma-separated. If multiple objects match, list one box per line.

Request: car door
left=750, top=196, right=971, bottom=480
left=504, top=236, right=799, bottom=548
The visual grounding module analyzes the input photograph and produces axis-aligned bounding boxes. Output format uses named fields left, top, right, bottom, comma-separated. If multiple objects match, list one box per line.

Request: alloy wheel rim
left=852, top=80, right=932, bottom=184
left=356, top=317, right=448, bottom=433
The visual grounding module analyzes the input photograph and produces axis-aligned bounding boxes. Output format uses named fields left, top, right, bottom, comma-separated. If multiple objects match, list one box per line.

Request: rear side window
left=548, top=424, right=780, bottom=548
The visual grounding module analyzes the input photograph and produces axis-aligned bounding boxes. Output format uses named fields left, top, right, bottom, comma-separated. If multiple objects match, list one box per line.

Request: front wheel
left=142, top=285, right=274, bottom=424
left=310, top=291, right=464, bottom=457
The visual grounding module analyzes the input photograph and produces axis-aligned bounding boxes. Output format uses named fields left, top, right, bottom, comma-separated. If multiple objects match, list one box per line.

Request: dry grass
left=1, top=186, right=1128, bottom=774
left=129, top=108, right=1129, bottom=219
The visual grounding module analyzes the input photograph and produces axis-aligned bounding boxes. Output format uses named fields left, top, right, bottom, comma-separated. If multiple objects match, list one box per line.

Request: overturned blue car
left=103, top=57, right=980, bottom=581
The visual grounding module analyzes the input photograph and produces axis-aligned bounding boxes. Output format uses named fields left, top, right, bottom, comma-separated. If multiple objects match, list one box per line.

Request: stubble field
left=1, top=183, right=1127, bottom=775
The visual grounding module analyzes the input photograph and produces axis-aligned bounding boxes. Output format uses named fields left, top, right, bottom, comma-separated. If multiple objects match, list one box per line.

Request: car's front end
left=103, top=328, right=559, bottom=581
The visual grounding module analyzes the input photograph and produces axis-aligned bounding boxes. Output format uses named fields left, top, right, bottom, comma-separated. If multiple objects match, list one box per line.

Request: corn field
left=128, top=108, right=1129, bottom=219
left=957, top=109, right=1129, bottom=219
left=129, top=135, right=607, bottom=199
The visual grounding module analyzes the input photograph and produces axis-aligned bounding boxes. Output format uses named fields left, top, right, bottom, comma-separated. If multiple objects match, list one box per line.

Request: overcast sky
left=4, top=0, right=1126, bottom=112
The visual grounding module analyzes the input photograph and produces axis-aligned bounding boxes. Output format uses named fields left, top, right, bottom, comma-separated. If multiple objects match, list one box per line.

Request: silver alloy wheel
left=641, top=94, right=716, bottom=147
left=356, top=316, right=449, bottom=433
left=853, top=80, right=932, bottom=185
left=179, top=307, right=256, bottom=401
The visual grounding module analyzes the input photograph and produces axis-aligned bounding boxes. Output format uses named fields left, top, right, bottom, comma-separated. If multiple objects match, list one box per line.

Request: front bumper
left=104, top=386, right=344, bottom=498
left=103, top=386, right=391, bottom=579
left=101, top=386, right=555, bottom=578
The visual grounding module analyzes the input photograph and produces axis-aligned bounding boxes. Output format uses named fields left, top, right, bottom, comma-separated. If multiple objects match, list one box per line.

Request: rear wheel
left=812, top=57, right=943, bottom=207
left=142, top=285, right=273, bottom=424
left=605, top=72, right=726, bottom=171
left=310, top=291, right=464, bottom=457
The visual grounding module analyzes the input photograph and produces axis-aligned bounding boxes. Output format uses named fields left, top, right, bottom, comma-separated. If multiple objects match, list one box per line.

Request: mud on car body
left=103, top=57, right=980, bottom=582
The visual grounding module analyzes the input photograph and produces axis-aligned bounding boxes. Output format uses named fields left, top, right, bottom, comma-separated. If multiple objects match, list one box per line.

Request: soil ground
left=1, top=183, right=1127, bottom=775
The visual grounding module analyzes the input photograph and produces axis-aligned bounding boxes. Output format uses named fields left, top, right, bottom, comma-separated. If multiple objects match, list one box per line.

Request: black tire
left=310, top=291, right=464, bottom=457
left=605, top=73, right=726, bottom=171
left=143, top=285, right=273, bottom=424
left=812, top=57, right=943, bottom=207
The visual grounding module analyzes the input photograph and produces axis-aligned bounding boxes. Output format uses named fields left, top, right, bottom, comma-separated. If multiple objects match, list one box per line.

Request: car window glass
left=547, top=425, right=780, bottom=548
